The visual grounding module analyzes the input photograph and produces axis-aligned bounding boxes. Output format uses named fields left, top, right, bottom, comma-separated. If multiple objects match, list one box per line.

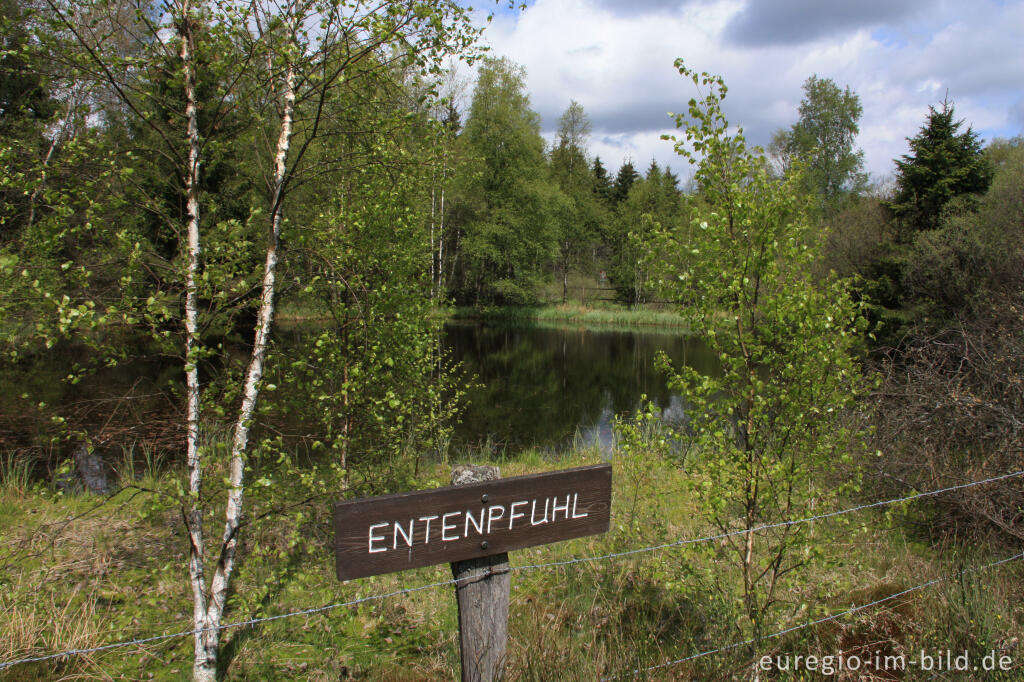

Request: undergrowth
left=1, top=428, right=1021, bottom=680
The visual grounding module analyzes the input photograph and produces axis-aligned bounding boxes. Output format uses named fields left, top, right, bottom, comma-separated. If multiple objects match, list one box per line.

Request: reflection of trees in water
left=580, top=389, right=692, bottom=456
left=0, top=343, right=184, bottom=467
left=7, top=326, right=716, bottom=466
left=444, top=323, right=716, bottom=452
left=579, top=399, right=616, bottom=454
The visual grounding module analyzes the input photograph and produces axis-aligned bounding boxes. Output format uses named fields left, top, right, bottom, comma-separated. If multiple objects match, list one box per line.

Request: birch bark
left=193, top=46, right=297, bottom=680
left=175, top=2, right=214, bottom=679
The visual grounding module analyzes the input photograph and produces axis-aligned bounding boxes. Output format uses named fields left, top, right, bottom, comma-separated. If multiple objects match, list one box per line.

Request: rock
left=450, top=464, right=499, bottom=486
left=76, top=444, right=111, bottom=495
left=54, top=444, right=112, bottom=495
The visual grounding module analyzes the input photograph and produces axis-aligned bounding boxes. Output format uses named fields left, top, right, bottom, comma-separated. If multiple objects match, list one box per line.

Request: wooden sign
left=334, top=463, right=611, bottom=580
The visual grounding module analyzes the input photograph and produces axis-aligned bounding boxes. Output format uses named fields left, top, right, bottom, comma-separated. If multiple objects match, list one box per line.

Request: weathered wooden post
left=449, top=465, right=510, bottom=682
left=333, top=463, right=611, bottom=682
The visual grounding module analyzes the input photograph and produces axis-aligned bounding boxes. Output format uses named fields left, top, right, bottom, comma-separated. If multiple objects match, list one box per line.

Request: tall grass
left=112, top=441, right=166, bottom=487
left=0, top=591, right=105, bottom=682
left=0, top=452, right=33, bottom=496
left=449, top=304, right=688, bottom=330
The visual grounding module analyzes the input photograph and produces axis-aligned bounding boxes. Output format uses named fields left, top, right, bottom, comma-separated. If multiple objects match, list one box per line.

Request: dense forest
left=2, top=0, right=1023, bottom=679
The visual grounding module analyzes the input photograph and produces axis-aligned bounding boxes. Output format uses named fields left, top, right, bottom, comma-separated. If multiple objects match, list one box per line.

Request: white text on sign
left=367, top=493, right=590, bottom=553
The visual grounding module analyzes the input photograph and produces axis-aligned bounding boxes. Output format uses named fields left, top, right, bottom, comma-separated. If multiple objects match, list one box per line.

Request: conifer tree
left=592, top=156, right=613, bottom=203
left=889, top=100, right=993, bottom=237
left=612, top=160, right=639, bottom=204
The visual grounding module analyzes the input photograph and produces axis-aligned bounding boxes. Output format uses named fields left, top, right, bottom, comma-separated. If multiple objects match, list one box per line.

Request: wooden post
left=450, top=465, right=510, bottom=682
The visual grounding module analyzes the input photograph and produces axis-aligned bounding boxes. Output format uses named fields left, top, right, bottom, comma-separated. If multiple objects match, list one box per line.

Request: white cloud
left=472, top=0, right=1024, bottom=181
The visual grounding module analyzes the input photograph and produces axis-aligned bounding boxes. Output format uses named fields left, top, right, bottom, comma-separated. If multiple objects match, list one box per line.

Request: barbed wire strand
left=516, top=469, right=1024, bottom=572
left=2, top=469, right=1021, bottom=671
left=605, top=550, right=1024, bottom=680
left=0, top=574, right=466, bottom=671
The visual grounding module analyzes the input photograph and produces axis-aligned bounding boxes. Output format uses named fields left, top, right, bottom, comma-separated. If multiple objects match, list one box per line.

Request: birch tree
left=425, top=65, right=468, bottom=302
left=35, top=0, right=477, bottom=678
left=550, top=100, right=598, bottom=303
left=193, top=3, right=474, bottom=673
left=773, top=75, right=866, bottom=214
left=454, top=56, right=560, bottom=305
left=654, top=61, right=871, bottom=648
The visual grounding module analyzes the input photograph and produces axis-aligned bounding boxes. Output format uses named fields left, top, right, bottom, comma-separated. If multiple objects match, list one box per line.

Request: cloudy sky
left=463, top=0, right=1024, bottom=182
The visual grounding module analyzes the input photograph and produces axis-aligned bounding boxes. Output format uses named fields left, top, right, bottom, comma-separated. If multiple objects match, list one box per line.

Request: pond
left=444, top=322, right=716, bottom=453
left=1, top=321, right=715, bottom=467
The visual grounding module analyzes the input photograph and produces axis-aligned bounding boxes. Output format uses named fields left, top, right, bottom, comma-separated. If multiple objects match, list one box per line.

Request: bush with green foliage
left=653, top=61, right=871, bottom=643
left=902, top=139, right=1024, bottom=319
left=871, top=140, right=1024, bottom=544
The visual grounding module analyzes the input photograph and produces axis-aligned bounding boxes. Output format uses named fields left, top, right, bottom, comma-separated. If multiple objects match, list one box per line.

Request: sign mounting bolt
left=481, top=493, right=488, bottom=503
left=480, top=541, right=489, bottom=550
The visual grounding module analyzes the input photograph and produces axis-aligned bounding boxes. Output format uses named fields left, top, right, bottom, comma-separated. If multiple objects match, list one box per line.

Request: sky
left=460, top=0, right=1024, bottom=183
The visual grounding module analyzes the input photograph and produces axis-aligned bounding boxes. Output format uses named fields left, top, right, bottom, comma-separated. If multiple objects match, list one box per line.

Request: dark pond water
left=444, top=322, right=716, bottom=453
left=1, top=322, right=715, bottom=464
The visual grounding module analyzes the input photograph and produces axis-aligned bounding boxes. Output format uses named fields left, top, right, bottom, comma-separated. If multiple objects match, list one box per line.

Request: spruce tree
left=0, top=0, right=58, bottom=236
left=645, top=158, right=660, bottom=181
left=889, top=100, right=993, bottom=236
left=0, top=0, right=57, bottom=132
left=663, top=165, right=680, bottom=193
left=592, top=156, right=613, bottom=203
left=612, top=160, right=639, bottom=204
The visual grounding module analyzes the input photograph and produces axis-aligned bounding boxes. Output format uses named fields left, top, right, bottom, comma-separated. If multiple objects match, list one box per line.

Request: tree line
left=419, top=54, right=1020, bottom=328
left=421, top=56, right=687, bottom=308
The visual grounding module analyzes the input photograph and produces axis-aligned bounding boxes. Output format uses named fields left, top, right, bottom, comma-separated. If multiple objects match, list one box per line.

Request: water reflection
left=443, top=322, right=716, bottom=453
left=3, top=323, right=715, bottom=465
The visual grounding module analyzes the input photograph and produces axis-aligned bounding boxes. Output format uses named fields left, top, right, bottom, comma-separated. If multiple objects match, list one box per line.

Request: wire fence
left=514, top=468, right=1024, bottom=572
left=0, top=575, right=468, bottom=671
left=2, top=469, right=1022, bottom=673
left=609, top=549, right=1024, bottom=680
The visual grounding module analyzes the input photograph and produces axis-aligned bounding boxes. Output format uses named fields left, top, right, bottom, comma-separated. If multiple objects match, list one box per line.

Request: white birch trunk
left=26, top=91, right=82, bottom=231
left=177, top=4, right=213, bottom=680
left=429, top=181, right=436, bottom=301
left=437, top=185, right=446, bottom=297
left=193, top=54, right=297, bottom=681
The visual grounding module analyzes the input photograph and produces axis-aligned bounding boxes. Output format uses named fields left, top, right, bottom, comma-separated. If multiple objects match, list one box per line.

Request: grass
left=0, top=452, right=33, bottom=497
left=1, top=439, right=1022, bottom=680
left=275, top=270, right=690, bottom=330
left=447, top=304, right=688, bottom=330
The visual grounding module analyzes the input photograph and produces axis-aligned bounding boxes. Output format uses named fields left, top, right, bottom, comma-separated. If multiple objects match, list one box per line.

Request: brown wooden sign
left=334, top=463, right=611, bottom=580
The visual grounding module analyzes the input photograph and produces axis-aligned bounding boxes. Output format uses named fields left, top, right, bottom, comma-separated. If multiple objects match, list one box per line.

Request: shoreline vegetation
left=445, top=304, right=689, bottom=329
left=278, top=301, right=690, bottom=331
